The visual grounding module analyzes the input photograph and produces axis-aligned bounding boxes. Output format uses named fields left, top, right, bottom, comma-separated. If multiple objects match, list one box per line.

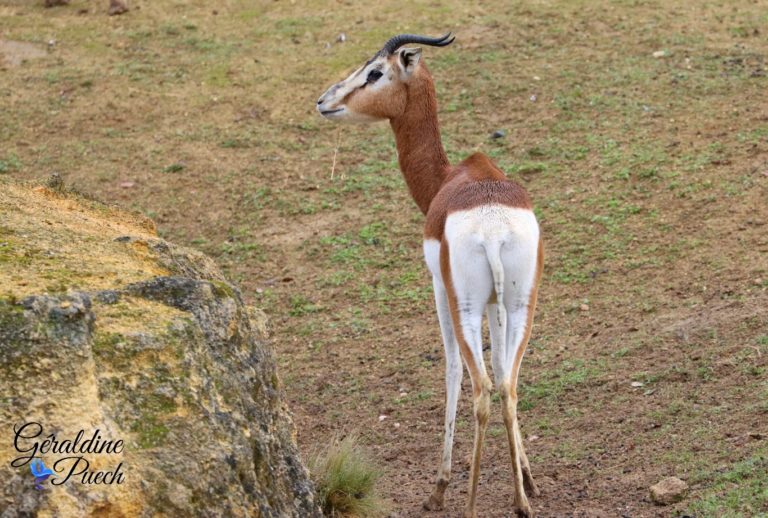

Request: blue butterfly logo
left=30, top=458, right=55, bottom=490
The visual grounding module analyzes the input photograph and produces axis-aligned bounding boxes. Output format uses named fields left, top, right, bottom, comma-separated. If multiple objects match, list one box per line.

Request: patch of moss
left=0, top=235, right=39, bottom=266
left=144, top=391, right=178, bottom=414
left=0, top=298, right=26, bottom=341
left=211, top=280, right=235, bottom=298
left=131, top=416, right=170, bottom=449
left=91, top=331, right=133, bottom=367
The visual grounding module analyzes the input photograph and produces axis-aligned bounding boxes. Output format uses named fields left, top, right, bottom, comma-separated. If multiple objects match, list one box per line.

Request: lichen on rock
left=0, top=180, right=319, bottom=517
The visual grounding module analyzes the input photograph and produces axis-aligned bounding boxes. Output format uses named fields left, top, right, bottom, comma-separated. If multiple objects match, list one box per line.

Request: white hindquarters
left=443, top=205, right=539, bottom=384
left=422, top=205, right=540, bottom=513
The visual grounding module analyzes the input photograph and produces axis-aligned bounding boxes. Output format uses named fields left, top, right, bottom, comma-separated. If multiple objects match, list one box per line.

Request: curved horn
left=381, top=32, right=455, bottom=55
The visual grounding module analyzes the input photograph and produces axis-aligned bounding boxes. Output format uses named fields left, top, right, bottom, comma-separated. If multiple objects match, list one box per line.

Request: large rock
left=0, top=180, right=319, bottom=517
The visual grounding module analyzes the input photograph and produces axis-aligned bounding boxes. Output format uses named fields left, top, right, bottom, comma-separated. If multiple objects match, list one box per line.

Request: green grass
left=687, top=449, right=768, bottom=517
left=520, top=359, right=603, bottom=409
left=310, top=435, right=389, bottom=517
left=162, top=163, right=185, bottom=174
left=0, top=154, right=21, bottom=174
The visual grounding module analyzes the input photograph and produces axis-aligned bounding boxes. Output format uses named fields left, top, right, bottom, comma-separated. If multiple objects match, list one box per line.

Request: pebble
left=491, top=130, right=506, bottom=139
left=650, top=476, right=688, bottom=505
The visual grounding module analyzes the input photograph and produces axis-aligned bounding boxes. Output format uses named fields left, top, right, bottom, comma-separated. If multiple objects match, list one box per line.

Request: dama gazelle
left=317, top=33, right=542, bottom=518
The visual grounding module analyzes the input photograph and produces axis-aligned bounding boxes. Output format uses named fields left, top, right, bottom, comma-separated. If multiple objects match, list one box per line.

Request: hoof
left=523, top=469, right=540, bottom=497
left=423, top=494, right=443, bottom=511
left=515, top=506, right=534, bottom=518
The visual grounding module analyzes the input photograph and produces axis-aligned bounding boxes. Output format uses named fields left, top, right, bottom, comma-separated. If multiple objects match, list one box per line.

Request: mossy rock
left=0, top=179, right=319, bottom=517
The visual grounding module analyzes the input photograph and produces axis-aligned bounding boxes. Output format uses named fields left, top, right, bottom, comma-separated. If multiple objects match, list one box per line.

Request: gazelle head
left=316, top=33, right=455, bottom=123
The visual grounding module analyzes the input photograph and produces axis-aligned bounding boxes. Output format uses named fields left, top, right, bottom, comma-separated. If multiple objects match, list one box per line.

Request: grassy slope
left=2, top=0, right=767, bottom=515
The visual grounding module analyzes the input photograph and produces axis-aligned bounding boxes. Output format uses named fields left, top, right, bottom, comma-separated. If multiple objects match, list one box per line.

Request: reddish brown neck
left=390, top=66, right=450, bottom=215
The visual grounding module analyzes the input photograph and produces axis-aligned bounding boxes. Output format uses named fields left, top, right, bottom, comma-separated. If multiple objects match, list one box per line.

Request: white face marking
left=316, top=55, right=395, bottom=123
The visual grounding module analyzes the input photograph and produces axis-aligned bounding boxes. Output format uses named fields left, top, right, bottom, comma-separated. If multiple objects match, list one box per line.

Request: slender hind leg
left=487, top=304, right=539, bottom=500
left=498, top=240, right=543, bottom=517
left=424, top=278, right=462, bottom=511
left=459, top=315, right=492, bottom=518
left=501, top=381, right=532, bottom=518
left=489, top=303, right=533, bottom=517
left=517, top=425, right=539, bottom=496
left=441, top=240, right=493, bottom=518
left=515, top=240, right=544, bottom=500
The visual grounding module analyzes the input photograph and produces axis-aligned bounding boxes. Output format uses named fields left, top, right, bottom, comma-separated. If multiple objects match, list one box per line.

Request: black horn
left=380, top=32, right=455, bottom=55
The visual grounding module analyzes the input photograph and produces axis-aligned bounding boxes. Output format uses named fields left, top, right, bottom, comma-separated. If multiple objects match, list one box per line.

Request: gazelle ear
left=398, top=47, right=422, bottom=76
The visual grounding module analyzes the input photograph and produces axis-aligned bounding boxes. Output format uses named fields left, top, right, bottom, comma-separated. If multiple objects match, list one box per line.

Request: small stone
left=652, top=50, right=667, bottom=58
left=378, top=414, right=388, bottom=422
left=650, top=476, right=688, bottom=505
left=393, top=422, right=400, bottom=429
left=579, top=303, right=589, bottom=312
left=336, top=33, right=346, bottom=43
left=120, top=181, right=135, bottom=188
left=529, top=94, right=537, bottom=102
left=630, top=381, right=644, bottom=388
left=491, top=130, right=506, bottom=139
left=95, top=290, right=120, bottom=304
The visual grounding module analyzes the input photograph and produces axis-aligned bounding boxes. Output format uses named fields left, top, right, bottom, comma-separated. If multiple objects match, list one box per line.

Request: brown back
left=423, top=153, right=533, bottom=240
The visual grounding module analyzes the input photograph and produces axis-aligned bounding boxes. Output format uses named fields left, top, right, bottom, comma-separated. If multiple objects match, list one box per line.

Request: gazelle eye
left=366, top=69, right=383, bottom=83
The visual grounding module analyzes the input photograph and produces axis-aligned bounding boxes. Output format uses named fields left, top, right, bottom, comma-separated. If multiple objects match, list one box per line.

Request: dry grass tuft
left=310, top=434, right=389, bottom=517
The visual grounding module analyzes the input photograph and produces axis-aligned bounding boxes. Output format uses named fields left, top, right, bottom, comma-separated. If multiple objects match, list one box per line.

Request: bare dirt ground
left=2, top=1, right=767, bottom=516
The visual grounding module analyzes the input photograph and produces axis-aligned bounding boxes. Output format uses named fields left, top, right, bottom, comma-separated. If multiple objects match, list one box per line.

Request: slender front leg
left=424, top=277, right=462, bottom=511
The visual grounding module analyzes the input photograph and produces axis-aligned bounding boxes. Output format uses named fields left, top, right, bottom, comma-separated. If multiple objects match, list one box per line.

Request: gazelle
left=317, top=33, right=543, bottom=518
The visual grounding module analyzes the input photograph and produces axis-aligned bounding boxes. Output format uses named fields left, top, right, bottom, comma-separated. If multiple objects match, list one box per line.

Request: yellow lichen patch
left=94, top=296, right=187, bottom=337
left=0, top=181, right=168, bottom=298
